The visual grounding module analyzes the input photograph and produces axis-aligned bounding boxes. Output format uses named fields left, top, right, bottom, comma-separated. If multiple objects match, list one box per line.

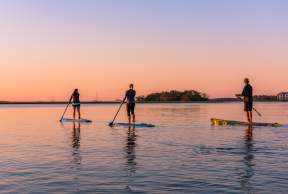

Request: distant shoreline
left=0, top=99, right=282, bottom=105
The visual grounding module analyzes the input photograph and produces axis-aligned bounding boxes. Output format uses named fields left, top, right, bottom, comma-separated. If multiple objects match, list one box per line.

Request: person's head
left=244, top=78, right=249, bottom=85
left=74, top=88, right=78, bottom=93
left=129, top=84, right=134, bottom=89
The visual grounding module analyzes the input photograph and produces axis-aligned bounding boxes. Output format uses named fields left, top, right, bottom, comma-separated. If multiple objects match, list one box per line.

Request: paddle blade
left=253, top=108, right=262, bottom=117
left=108, top=122, right=114, bottom=127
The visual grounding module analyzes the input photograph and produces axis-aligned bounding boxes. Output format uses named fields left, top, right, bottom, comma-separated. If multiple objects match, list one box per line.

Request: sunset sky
left=1, top=0, right=287, bottom=101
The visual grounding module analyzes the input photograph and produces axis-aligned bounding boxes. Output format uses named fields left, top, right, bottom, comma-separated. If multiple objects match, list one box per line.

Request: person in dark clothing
left=123, top=84, right=136, bottom=123
left=236, top=78, right=253, bottom=124
left=70, top=89, right=81, bottom=119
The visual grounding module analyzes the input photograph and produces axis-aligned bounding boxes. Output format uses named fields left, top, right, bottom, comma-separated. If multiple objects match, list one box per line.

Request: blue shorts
left=72, top=102, right=81, bottom=107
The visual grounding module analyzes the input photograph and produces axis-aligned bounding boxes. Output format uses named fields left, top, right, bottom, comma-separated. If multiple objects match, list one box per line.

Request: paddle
left=109, top=100, right=125, bottom=127
left=252, top=107, right=262, bottom=117
left=60, top=97, right=72, bottom=122
left=236, top=96, right=262, bottom=117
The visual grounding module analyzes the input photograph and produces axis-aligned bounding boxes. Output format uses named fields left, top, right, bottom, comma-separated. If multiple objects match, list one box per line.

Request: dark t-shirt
left=242, top=84, right=253, bottom=102
left=72, top=92, right=80, bottom=103
left=125, top=89, right=136, bottom=104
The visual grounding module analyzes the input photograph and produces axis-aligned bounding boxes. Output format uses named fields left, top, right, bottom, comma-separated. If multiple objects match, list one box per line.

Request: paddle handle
left=60, top=98, right=72, bottom=121
left=110, top=101, right=125, bottom=124
left=236, top=96, right=262, bottom=117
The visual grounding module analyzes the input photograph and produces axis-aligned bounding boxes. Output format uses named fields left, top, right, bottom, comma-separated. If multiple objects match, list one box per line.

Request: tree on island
left=137, top=90, right=208, bottom=102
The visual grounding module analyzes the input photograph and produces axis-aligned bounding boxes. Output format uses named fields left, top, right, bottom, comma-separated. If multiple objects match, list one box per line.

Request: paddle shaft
left=252, top=107, right=262, bottom=117
left=60, top=98, right=72, bottom=121
left=237, top=96, right=262, bottom=117
left=110, top=101, right=125, bottom=125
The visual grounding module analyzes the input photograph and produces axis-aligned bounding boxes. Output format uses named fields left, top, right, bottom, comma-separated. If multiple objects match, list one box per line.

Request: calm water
left=0, top=103, right=288, bottom=194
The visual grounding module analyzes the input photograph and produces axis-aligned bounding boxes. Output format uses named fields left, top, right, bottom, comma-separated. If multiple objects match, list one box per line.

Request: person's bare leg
left=127, top=105, right=131, bottom=123
left=249, top=111, right=253, bottom=124
left=73, top=106, right=76, bottom=119
left=128, top=116, right=131, bottom=124
left=77, top=106, right=81, bottom=119
left=132, top=114, right=135, bottom=123
left=246, top=112, right=250, bottom=123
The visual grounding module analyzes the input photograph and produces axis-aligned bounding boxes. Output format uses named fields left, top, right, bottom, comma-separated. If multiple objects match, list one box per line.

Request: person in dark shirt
left=123, top=84, right=136, bottom=123
left=69, top=89, right=81, bottom=119
left=236, top=78, right=253, bottom=124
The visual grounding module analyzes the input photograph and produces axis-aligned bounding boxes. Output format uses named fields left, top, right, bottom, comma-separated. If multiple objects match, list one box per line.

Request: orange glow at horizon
left=1, top=1, right=288, bottom=101
left=2, top=45, right=287, bottom=101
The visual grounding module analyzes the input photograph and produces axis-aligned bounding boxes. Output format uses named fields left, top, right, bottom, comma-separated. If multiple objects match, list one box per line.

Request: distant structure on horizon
left=277, top=92, right=288, bottom=101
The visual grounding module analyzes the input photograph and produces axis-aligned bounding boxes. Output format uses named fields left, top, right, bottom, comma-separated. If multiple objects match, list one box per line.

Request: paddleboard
left=60, top=118, right=92, bottom=123
left=211, top=118, right=282, bottom=128
left=111, top=122, right=155, bottom=127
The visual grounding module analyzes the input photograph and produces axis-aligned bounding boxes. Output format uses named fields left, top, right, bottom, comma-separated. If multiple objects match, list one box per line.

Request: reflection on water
left=240, top=126, right=255, bottom=193
left=0, top=103, right=288, bottom=193
left=125, top=126, right=137, bottom=175
left=72, top=122, right=81, bottom=165
left=124, top=126, right=137, bottom=192
left=71, top=122, right=82, bottom=193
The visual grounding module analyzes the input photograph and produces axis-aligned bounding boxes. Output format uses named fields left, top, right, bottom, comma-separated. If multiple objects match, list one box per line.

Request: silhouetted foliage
left=137, top=90, right=208, bottom=102
left=253, top=95, right=277, bottom=101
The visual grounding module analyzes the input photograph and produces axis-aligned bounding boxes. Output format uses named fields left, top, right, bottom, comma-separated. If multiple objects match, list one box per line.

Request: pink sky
left=0, top=1, right=287, bottom=101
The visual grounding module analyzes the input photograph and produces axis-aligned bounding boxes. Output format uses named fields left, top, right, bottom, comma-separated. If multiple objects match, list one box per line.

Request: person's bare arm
left=123, top=92, right=127, bottom=102
left=235, top=94, right=244, bottom=101
left=69, top=94, right=73, bottom=102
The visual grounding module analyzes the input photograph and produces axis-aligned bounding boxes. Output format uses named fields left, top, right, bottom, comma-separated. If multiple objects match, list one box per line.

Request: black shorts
left=127, top=103, right=135, bottom=116
left=244, top=101, right=253, bottom=112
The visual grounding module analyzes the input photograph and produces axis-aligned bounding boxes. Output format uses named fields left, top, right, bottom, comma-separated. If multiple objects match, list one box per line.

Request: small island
left=137, top=90, right=209, bottom=102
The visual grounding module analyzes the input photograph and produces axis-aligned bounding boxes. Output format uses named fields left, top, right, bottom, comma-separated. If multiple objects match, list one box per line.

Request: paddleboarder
left=123, top=84, right=136, bottom=123
left=70, top=89, right=81, bottom=119
left=236, top=78, right=253, bottom=124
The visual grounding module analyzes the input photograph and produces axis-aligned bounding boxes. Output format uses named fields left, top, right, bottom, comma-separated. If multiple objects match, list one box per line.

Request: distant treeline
left=137, top=90, right=209, bottom=102
left=253, top=95, right=277, bottom=101
left=210, top=95, right=278, bottom=102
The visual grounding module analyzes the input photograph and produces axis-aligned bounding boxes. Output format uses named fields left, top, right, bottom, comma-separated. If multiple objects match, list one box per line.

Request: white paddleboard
left=111, top=122, right=155, bottom=127
left=60, top=118, right=92, bottom=123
